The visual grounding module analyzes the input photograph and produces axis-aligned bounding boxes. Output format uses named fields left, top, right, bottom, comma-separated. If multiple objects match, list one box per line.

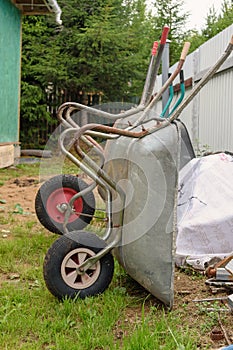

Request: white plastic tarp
left=176, top=152, right=233, bottom=270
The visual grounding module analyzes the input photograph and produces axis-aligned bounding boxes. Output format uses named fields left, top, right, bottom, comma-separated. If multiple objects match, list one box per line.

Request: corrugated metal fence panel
left=199, top=24, right=233, bottom=71
left=195, top=25, right=233, bottom=152
left=158, top=24, right=233, bottom=153
left=198, top=69, right=233, bottom=152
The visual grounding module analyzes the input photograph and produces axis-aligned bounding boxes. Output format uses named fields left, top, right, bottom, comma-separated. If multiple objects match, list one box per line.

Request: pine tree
left=185, top=0, right=233, bottom=53
left=20, top=0, right=155, bottom=145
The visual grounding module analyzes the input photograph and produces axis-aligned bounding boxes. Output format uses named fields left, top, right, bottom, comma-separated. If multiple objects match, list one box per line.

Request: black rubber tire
left=35, top=174, right=95, bottom=234
left=43, top=231, right=114, bottom=299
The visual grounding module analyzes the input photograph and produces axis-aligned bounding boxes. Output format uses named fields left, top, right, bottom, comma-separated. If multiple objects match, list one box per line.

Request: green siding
left=0, top=0, right=21, bottom=142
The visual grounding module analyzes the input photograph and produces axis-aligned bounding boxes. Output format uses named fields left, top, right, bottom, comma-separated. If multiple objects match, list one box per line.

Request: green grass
left=0, top=162, right=214, bottom=350
left=0, top=158, right=79, bottom=182
left=0, top=221, right=199, bottom=350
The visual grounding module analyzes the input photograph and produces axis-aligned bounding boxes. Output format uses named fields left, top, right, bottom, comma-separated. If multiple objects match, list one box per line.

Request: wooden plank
left=0, top=142, right=20, bottom=146
left=0, top=145, right=14, bottom=169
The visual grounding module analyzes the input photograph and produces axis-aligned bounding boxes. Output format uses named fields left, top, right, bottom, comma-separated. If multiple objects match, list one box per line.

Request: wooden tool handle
left=180, top=42, right=191, bottom=61
left=230, top=35, right=233, bottom=45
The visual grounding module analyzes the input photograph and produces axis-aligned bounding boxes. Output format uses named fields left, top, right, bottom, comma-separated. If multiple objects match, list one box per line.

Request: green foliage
left=21, top=0, right=155, bottom=100
left=20, top=0, right=232, bottom=148
left=20, top=0, right=156, bottom=147
left=203, top=0, right=233, bottom=38
left=21, top=16, right=58, bottom=148
left=20, top=81, right=48, bottom=122
left=184, top=0, right=233, bottom=52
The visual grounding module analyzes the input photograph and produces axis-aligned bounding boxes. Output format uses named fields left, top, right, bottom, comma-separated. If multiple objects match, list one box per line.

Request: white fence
left=155, top=24, right=233, bottom=153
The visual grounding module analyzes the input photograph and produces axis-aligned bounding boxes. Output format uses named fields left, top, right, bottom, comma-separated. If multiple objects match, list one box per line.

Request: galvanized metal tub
left=102, top=119, right=187, bottom=307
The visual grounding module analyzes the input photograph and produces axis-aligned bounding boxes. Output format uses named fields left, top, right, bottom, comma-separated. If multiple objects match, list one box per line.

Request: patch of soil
left=0, top=176, right=40, bottom=217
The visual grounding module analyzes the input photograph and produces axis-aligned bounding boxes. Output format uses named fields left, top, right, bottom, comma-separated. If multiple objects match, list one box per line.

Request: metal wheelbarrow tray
left=40, top=34, right=233, bottom=308
left=103, top=119, right=183, bottom=307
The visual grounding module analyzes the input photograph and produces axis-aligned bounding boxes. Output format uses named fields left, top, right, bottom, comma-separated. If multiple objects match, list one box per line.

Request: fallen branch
left=218, top=313, right=232, bottom=345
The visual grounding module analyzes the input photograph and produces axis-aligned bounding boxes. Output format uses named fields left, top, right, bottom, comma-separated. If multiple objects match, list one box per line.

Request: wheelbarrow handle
left=180, top=69, right=184, bottom=84
left=160, top=25, right=170, bottom=45
left=133, top=40, right=191, bottom=126
left=57, top=106, right=104, bottom=152
left=180, top=42, right=191, bottom=61
left=140, top=25, right=170, bottom=107
left=168, top=70, right=185, bottom=117
left=160, top=73, right=174, bottom=118
left=151, top=41, right=159, bottom=56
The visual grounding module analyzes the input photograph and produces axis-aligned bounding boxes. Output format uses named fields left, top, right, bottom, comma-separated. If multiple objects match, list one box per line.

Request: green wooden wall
left=0, top=0, right=21, bottom=143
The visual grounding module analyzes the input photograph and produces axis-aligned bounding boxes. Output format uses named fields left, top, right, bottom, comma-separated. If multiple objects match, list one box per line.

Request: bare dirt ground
left=0, top=176, right=40, bottom=223
left=0, top=175, right=232, bottom=349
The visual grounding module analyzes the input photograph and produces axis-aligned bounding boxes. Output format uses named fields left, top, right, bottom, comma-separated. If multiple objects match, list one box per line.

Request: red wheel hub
left=46, top=187, right=83, bottom=223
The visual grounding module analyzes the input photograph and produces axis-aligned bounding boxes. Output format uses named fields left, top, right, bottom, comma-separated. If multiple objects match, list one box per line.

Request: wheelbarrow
left=35, top=26, right=171, bottom=234
left=38, top=34, right=233, bottom=308
left=35, top=26, right=190, bottom=235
